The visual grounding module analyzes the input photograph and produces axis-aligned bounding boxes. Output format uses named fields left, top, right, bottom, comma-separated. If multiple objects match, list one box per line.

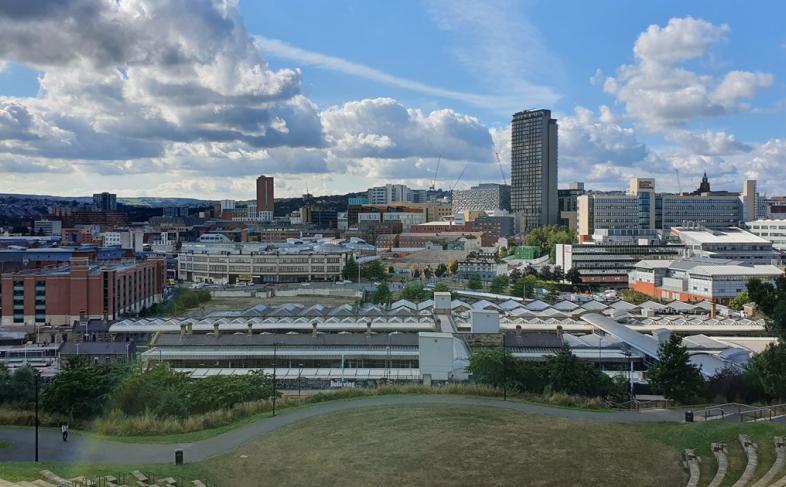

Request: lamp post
left=34, top=371, right=39, bottom=462
left=272, top=342, right=277, bottom=417
left=298, top=362, right=304, bottom=398
left=502, top=346, right=507, bottom=401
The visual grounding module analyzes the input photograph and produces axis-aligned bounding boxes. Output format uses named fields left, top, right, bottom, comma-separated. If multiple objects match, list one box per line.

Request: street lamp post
left=272, top=342, right=277, bottom=417
left=298, top=363, right=304, bottom=398
left=34, top=371, right=39, bottom=462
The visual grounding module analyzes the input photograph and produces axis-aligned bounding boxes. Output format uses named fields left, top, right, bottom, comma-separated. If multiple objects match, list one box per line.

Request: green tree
left=0, top=365, right=37, bottom=406
left=620, top=289, right=652, bottom=305
left=546, top=345, right=613, bottom=397
left=400, top=283, right=431, bottom=301
left=729, top=291, right=750, bottom=311
left=467, top=349, right=516, bottom=389
left=361, top=260, right=386, bottom=281
left=433, top=282, right=449, bottom=293
left=524, top=226, right=574, bottom=262
left=489, top=275, right=509, bottom=294
left=435, top=263, right=448, bottom=277
left=747, top=277, right=786, bottom=338
left=449, top=260, right=458, bottom=274
left=42, top=359, right=129, bottom=419
left=342, top=255, right=359, bottom=282
left=373, top=282, right=392, bottom=304
left=467, top=274, right=483, bottom=290
left=746, top=341, right=786, bottom=401
left=648, top=334, right=705, bottom=403
left=565, top=267, right=582, bottom=287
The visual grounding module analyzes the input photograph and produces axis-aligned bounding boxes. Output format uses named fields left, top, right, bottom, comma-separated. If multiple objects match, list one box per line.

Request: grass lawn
left=6, top=405, right=786, bottom=486
left=201, top=405, right=685, bottom=487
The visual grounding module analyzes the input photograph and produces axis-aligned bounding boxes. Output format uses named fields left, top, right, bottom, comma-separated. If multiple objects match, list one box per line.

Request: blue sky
left=0, top=0, right=784, bottom=198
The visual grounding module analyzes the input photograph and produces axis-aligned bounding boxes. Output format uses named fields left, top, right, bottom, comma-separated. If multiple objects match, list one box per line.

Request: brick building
left=0, top=257, right=165, bottom=326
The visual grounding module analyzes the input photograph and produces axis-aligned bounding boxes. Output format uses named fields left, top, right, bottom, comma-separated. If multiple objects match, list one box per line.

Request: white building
left=33, top=219, right=62, bottom=237
left=629, top=258, right=783, bottom=304
left=368, top=184, right=410, bottom=205
left=746, top=219, right=786, bottom=250
left=672, top=226, right=775, bottom=264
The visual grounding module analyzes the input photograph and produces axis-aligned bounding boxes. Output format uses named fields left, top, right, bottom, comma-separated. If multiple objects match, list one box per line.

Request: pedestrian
left=61, top=423, right=68, bottom=442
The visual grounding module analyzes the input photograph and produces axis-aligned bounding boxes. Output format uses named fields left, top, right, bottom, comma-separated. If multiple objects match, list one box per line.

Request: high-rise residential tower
left=256, top=175, right=274, bottom=213
left=92, top=192, right=117, bottom=211
left=510, top=109, right=558, bottom=232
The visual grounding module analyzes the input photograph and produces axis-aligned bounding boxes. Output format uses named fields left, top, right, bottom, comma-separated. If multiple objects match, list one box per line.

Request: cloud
left=667, top=130, right=752, bottom=156
left=254, top=36, right=500, bottom=109
left=425, top=0, right=561, bottom=109
left=321, top=97, right=494, bottom=162
left=605, top=17, right=774, bottom=131
left=0, top=0, right=322, bottom=167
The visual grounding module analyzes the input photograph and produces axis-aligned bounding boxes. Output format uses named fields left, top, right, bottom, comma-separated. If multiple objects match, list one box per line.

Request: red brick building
left=0, top=257, right=165, bottom=326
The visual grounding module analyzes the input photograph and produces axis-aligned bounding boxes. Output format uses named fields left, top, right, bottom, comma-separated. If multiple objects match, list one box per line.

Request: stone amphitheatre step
left=31, top=480, right=57, bottom=487
left=707, top=442, right=728, bottom=487
left=731, top=434, right=758, bottom=487
left=683, top=449, right=701, bottom=487
left=751, top=436, right=785, bottom=487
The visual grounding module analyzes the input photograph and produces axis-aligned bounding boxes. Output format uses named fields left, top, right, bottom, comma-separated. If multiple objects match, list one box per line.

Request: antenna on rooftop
left=430, top=155, right=441, bottom=191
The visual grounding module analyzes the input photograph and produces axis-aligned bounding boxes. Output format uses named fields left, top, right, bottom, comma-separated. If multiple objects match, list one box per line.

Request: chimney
left=186, top=322, right=193, bottom=334
left=710, top=302, right=717, bottom=319
left=312, top=321, right=318, bottom=336
left=213, top=322, right=220, bottom=336
left=556, top=325, right=564, bottom=343
left=366, top=320, right=372, bottom=335
left=180, top=323, right=186, bottom=336
left=515, top=324, right=522, bottom=336
left=247, top=322, right=254, bottom=336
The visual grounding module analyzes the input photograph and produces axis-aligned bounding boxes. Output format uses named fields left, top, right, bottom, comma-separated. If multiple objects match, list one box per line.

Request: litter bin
left=685, top=410, right=694, bottom=423
left=175, top=448, right=184, bottom=465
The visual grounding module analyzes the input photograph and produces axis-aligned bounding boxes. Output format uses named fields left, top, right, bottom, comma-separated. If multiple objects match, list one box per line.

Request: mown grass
left=1, top=384, right=611, bottom=443
left=634, top=419, right=786, bottom=486
left=0, top=405, right=684, bottom=487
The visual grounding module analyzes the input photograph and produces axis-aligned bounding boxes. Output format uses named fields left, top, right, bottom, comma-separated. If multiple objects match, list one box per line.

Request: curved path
left=0, top=395, right=684, bottom=465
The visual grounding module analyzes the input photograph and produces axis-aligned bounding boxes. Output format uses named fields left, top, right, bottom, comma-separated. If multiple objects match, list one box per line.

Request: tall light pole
left=298, top=362, right=303, bottom=398
left=272, top=342, right=277, bottom=417
left=34, top=371, right=39, bottom=462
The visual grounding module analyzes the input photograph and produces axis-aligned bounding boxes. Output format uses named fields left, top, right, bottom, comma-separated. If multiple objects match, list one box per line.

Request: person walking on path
left=61, top=423, right=68, bottom=442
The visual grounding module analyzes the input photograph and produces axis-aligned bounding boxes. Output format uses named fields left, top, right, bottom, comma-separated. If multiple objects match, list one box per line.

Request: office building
left=452, top=183, right=511, bottom=213
left=577, top=176, right=743, bottom=240
left=33, top=220, right=62, bottom=237
left=0, top=256, right=165, bottom=326
left=256, top=175, right=275, bottom=213
left=628, top=257, right=783, bottom=304
left=92, top=192, right=117, bottom=211
left=510, top=109, right=558, bottom=232
left=556, top=230, right=684, bottom=286
left=672, top=226, right=776, bottom=264
left=367, top=184, right=410, bottom=205
left=746, top=219, right=786, bottom=250
left=558, top=182, right=585, bottom=233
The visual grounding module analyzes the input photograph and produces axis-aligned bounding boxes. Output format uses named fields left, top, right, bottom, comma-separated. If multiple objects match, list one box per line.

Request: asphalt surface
left=0, top=395, right=685, bottom=465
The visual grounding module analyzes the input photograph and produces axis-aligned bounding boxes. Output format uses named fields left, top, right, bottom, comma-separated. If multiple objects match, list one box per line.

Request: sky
left=0, top=0, right=784, bottom=199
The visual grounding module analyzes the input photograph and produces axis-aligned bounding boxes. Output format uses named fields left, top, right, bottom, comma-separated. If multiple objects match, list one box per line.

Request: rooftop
left=673, top=227, right=772, bottom=245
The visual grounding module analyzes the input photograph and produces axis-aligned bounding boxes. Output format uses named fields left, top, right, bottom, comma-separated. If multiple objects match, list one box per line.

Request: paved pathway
left=0, top=395, right=685, bottom=465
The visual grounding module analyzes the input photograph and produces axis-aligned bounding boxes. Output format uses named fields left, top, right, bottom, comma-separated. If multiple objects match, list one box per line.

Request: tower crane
left=495, top=151, right=508, bottom=186
left=674, top=169, right=682, bottom=194
left=430, top=155, right=441, bottom=191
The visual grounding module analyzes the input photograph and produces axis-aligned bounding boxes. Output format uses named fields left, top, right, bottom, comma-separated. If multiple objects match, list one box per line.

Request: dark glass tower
left=510, top=109, right=558, bottom=232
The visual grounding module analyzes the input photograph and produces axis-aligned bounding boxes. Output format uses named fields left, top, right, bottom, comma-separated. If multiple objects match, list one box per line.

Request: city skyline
left=0, top=1, right=784, bottom=199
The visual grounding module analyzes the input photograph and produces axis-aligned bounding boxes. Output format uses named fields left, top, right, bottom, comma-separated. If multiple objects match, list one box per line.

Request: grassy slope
left=6, top=406, right=786, bottom=486
left=202, top=405, right=683, bottom=487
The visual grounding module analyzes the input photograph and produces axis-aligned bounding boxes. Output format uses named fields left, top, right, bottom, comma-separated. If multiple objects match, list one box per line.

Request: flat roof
left=674, top=227, right=771, bottom=245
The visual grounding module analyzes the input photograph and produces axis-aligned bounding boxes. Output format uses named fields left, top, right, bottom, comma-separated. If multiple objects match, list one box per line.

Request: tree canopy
left=524, top=226, right=574, bottom=262
left=648, top=334, right=704, bottom=403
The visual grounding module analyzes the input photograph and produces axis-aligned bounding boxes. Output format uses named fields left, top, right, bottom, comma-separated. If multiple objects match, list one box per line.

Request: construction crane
left=495, top=151, right=508, bottom=186
left=429, top=155, right=441, bottom=191
left=674, top=169, right=682, bottom=194
left=450, top=164, right=468, bottom=191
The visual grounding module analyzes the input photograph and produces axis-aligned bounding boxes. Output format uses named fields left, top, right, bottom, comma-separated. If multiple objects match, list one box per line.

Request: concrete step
left=751, top=436, right=785, bottom=487
left=731, top=434, right=758, bottom=487
left=683, top=449, right=701, bottom=487
left=707, top=442, right=727, bottom=487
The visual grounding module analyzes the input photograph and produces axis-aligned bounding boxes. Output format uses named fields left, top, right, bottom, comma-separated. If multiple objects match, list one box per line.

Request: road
left=0, top=395, right=685, bottom=465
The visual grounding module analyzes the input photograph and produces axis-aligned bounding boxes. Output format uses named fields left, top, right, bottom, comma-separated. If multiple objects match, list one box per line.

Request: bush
left=42, top=358, right=130, bottom=420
